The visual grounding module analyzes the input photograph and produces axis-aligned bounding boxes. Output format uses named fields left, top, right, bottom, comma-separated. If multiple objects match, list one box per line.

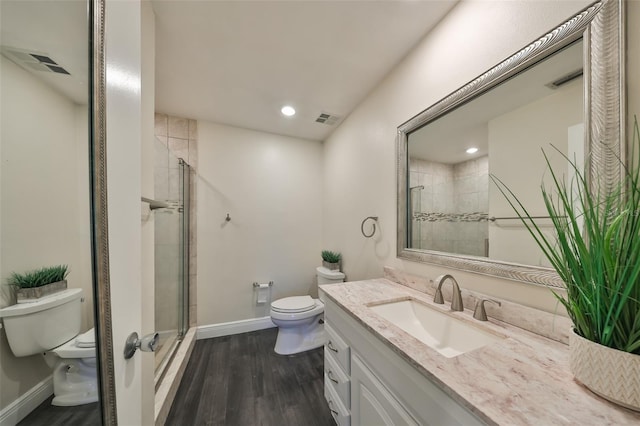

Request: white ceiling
left=152, top=0, right=458, bottom=141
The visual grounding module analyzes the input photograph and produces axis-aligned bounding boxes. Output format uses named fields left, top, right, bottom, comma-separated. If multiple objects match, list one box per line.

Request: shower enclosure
left=407, top=157, right=489, bottom=257
left=153, top=137, right=190, bottom=373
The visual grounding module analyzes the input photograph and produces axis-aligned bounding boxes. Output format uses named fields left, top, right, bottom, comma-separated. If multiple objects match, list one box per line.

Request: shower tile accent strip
left=413, top=211, right=488, bottom=222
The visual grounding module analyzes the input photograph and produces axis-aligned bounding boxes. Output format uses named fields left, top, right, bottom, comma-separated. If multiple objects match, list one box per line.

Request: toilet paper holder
left=253, top=281, right=273, bottom=305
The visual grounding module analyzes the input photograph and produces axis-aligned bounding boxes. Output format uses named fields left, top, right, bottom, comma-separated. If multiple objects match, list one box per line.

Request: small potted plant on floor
left=491, top=117, right=640, bottom=411
left=9, top=264, right=69, bottom=303
left=321, top=250, right=341, bottom=271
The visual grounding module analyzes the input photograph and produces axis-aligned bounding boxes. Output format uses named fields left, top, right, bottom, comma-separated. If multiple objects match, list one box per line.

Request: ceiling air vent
left=315, top=112, right=342, bottom=126
left=546, top=69, right=583, bottom=89
left=1, top=46, right=70, bottom=75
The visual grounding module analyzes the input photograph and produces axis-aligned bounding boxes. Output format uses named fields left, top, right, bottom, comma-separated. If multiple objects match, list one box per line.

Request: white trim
left=197, top=316, right=276, bottom=340
left=0, top=376, right=53, bottom=426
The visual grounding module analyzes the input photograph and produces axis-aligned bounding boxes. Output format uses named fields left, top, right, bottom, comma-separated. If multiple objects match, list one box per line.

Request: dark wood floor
left=18, top=395, right=100, bottom=426
left=166, top=328, right=336, bottom=426
left=18, top=328, right=333, bottom=426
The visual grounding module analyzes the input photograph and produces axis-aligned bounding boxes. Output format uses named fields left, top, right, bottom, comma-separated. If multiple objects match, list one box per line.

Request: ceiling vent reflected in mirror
left=1, top=46, right=70, bottom=75
left=546, top=68, right=583, bottom=89
left=315, top=112, right=342, bottom=126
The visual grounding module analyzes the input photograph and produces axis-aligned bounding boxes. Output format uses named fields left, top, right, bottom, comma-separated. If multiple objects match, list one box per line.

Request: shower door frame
left=154, top=156, right=191, bottom=383
left=178, top=158, right=190, bottom=339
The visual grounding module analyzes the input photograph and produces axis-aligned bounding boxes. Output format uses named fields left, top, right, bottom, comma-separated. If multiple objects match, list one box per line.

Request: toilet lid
left=271, top=296, right=315, bottom=313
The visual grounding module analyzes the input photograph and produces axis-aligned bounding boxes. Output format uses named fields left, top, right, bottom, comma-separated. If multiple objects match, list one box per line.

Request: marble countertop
left=320, top=278, right=640, bottom=425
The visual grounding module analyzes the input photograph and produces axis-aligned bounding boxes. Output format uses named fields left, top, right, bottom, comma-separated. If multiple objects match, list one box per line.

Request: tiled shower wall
left=409, top=158, right=454, bottom=252
left=409, top=156, right=488, bottom=256
left=154, top=114, right=198, bottom=328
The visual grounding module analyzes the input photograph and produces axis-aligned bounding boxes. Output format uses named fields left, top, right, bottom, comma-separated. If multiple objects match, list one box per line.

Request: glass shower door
left=154, top=137, right=189, bottom=373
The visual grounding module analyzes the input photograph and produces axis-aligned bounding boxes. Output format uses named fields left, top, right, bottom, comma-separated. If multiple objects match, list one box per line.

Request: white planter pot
left=322, top=261, right=340, bottom=271
left=570, top=330, right=640, bottom=411
left=16, top=279, right=68, bottom=303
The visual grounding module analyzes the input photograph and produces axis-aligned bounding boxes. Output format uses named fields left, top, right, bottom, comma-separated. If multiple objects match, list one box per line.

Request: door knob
left=124, top=331, right=159, bottom=359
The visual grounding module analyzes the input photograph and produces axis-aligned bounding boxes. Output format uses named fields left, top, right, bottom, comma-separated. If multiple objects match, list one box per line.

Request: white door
left=105, top=0, right=155, bottom=424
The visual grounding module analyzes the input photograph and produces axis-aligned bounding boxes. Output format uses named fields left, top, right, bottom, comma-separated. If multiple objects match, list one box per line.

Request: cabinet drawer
left=326, top=323, right=350, bottom=374
left=324, top=348, right=351, bottom=408
left=325, top=374, right=351, bottom=426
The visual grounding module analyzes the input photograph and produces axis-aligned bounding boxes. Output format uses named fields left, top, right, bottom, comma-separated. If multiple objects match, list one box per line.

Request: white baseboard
left=197, top=316, right=276, bottom=340
left=0, top=376, right=53, bottom=426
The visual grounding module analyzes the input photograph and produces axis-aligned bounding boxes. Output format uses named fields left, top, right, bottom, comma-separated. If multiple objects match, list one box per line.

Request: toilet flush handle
left=124, top=331, right=159, bottom=360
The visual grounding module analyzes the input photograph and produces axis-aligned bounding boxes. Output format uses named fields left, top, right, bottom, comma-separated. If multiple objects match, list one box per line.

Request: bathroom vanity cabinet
left=323, top=298, right=484, bottom=426
left=321, top=278, right=640, bottom=425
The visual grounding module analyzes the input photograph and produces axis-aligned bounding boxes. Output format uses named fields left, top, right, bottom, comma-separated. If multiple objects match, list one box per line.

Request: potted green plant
left=491, top=117, right=640, bottom=411
left=321, top=250, right=341, bottom=271
left=9, top=265, right=69, bottom=303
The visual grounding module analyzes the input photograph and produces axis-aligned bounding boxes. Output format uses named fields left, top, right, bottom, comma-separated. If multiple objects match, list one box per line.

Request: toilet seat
left=271, top=296, right=315, bottom=313
left=75, top=328, right=95, bottom=348
left=52, top=328, right=95, bottom=359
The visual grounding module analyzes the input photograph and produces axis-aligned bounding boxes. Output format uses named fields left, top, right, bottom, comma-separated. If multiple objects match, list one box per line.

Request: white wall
left=323, top=0, right=593, bottom=312
left=0, top=55, right=92, bottom=412
left=489, top=79, right=583, bottom=267
left=197, top=122, right=323, bottom=326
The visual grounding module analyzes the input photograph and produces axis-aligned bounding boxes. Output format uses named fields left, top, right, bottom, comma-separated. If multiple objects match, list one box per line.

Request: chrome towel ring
left=361, top=216, right=378, bottom=238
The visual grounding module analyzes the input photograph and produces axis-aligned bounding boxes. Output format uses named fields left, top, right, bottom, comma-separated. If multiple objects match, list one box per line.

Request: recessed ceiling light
left=281, top=105, right=296, bottom=117
left=466, top=147, right=478, bottom=154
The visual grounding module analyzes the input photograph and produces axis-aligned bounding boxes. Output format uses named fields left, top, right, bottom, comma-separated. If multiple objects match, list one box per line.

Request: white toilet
left=0, top=288, right=98, bottom=406
left=270, top=266, right=345, bottom=355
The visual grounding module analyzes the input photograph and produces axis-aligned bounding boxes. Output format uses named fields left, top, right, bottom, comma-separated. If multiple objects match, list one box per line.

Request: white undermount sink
left=368, top=298, right=505, bottom=358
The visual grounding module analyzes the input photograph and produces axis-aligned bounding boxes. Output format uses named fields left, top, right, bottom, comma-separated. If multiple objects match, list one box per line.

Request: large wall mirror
left=397, top=0, right=625, bottom=288
left=0, top=0, right=114, bottom=424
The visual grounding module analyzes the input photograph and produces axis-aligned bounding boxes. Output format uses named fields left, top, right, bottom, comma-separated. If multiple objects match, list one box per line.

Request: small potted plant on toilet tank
left=321, top=250, right=341, bottom=271
left=8, top=264, right=69, bottom=303
left=491, top=117, right=640, bottom=411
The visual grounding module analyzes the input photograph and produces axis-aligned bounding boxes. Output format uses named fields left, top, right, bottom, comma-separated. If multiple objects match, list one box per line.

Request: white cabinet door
left=351, top=354, right=419, bottom=426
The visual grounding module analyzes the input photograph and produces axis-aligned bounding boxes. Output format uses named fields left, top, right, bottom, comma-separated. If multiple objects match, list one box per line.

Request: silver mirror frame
left=397, top=0, right=625, bottom=288
left=90, top=0, right=117, bottom=423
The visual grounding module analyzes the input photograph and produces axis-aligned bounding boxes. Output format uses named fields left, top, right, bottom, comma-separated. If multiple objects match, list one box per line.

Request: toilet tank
left=0, top=288, right=83, bottom=357
left=316, top=266, right=345, bottom=284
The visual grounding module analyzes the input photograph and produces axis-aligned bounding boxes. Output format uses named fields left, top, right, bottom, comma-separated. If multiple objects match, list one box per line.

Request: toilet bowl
left=270, top=267, right=345, bottom=355
left=0, top=288, right=98, bottom=406
left=270, top=296, right=325, bottom=355
left=43, top=328, right=99, bottom=406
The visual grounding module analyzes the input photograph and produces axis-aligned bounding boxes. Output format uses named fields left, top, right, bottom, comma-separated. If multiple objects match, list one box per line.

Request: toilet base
left=273, top=316, right=325, bottom=355
left=44, top=352, right=99, bottom=406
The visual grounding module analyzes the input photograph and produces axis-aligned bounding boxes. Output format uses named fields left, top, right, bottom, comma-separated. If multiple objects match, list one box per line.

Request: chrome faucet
left=433, top=274, right=463, bottom=311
